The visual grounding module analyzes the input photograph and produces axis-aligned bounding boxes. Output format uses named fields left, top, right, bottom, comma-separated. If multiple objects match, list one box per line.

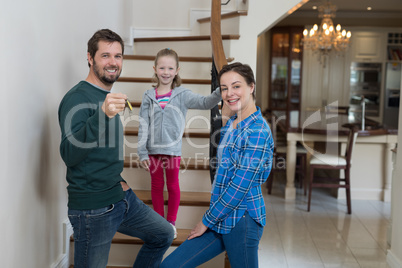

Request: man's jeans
left=68, top=189, right=174, bottom=268
left=160, top=211, right=263, bottom=268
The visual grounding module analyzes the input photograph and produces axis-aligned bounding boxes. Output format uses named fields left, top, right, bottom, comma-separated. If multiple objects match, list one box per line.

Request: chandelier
left=302, top=1, right=351, bottom=66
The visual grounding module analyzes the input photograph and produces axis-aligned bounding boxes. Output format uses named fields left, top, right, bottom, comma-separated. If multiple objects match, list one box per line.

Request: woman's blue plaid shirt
left=202, top=108, right=274, bottom=234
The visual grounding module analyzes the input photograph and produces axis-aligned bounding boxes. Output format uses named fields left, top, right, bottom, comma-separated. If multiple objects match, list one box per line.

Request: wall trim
left=131, top=27, right=192, bottom=39
left=337, top=188, right=384, bottom=201
left=129, top=8, right=236, bottom=40
left=387, top=249, right=402, bottom=268
left=51, top=219, right=73, bottom=268
left=50, top=254, right=69, bottom=268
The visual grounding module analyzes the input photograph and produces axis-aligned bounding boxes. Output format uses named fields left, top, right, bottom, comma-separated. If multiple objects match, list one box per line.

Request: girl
left=160, top=62, right=274, bottom=267
left=138, top=48, right=221, bottom=239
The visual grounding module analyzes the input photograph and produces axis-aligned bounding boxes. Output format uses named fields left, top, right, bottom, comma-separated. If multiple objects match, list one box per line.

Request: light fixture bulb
left=342, top=29, right=346, bottom=36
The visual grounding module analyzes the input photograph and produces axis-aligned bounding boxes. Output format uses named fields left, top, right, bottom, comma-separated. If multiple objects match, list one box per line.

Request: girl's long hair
left=152, top=48, right=182, bottom=89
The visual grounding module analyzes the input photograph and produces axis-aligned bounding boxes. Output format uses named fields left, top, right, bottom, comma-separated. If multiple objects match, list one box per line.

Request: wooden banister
left=210, top=0, right=235, bottom=127
left=198, top=10, right=248, bottom=23
left=209, top=0, right=235, bottom=188
left=210, top=0, right=228, bottom=72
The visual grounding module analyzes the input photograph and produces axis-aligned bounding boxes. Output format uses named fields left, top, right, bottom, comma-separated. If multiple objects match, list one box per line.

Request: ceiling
left=298, top=0, right=402, bottom=12
left=277, top=0, right=402, bottom=28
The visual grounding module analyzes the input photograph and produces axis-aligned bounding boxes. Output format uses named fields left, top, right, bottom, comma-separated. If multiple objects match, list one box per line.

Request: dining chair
left=267, top=114, right=308, bottom=195
left=307, top=126, right=358, bottom=214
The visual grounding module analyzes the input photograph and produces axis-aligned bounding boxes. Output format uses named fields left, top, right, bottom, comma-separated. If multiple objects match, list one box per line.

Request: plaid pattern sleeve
left=202, top=108, right=274, bottom=234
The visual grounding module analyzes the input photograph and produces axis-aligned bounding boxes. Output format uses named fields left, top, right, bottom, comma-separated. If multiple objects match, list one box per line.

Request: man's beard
left=93, top=60, right=121, bottom=85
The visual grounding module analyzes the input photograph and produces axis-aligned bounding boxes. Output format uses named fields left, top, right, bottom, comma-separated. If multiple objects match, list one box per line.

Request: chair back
left=345, top=127, right=358, bottom=167
left=271, top=114, right=278, bottom=145
left=270, top=114, right=288, bottom=148
left=326, top=105, right=350, bottom=114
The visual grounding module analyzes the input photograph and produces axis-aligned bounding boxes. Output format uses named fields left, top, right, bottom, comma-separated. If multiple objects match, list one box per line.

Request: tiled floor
left=259, top=176, right=391, bottom=268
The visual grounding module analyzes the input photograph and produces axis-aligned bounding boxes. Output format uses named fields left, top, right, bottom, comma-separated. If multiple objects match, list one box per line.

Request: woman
left=160, top=62, right=274, bottom=268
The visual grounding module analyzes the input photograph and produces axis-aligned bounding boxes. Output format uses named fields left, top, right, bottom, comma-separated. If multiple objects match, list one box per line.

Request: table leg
left=285, top=140, right=297, bottom=199
left=383, top=142, right=395, bottom=202
left=387, top=149, right=397, bottom=246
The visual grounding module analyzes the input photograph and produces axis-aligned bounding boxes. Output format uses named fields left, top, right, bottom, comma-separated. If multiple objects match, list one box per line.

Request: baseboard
left=51, top=219, right=73, bottom=268
left=337, top=188, right=383, bottom=201
left=387, top=249, right=402, bottom=268
left=50, top=253, right=69, bottom=268
left=131, top=27, right=192, bottom=39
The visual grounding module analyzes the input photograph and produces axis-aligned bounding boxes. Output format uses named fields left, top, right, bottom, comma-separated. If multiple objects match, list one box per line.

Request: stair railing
left=209, top=0, right=230, bottom=184
left=209, top=6, right=237, bottom=266
left=211, top=0, right=228, bottom=71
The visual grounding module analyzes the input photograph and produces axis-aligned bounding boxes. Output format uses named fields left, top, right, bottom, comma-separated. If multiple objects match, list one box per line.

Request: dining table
left=273, top=109, right=398, bottom=200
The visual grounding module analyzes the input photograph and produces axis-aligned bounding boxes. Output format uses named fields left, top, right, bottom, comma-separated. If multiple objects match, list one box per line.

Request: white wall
left=129, top=0, right=240, bottom=41
left=1, top=0, right=132, bottom=267
left=388, top=74, right=402, bottom=267
left=131, top=0, right=237, bottom=30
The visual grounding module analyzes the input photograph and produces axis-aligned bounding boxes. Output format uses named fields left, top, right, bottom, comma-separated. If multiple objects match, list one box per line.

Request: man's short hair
left=87, top=29, right=124, bottom=67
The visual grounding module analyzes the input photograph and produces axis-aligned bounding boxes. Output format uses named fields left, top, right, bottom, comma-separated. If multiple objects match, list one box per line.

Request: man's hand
left=140, top=160, right=150, bottom=171
left=102, top=93, right=128, bottom=118
left=120, top=181, right=130, bottom=191
left=188, top=221, right=207, bottom=240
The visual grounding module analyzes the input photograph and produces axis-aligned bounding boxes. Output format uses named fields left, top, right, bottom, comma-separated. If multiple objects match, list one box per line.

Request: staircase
left=69, top=5, right=244, bottom=268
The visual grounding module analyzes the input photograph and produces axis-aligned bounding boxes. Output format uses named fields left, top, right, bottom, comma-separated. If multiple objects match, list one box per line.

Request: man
left=58, top=29, right=174, bottom=268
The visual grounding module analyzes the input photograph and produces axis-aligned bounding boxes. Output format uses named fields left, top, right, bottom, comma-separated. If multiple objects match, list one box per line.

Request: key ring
left=123, top=98, right=133, bottom=117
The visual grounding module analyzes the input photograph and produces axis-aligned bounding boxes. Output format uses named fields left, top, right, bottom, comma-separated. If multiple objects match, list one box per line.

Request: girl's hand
left=188, top=221, right=207, bottom=240
left=140, top=160, right=150, bottom=171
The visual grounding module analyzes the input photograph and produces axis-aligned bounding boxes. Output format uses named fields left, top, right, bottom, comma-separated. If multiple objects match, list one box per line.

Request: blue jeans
left=68, top=189, right=174, bottom=268
left=160, top=211, right=263, bottom=268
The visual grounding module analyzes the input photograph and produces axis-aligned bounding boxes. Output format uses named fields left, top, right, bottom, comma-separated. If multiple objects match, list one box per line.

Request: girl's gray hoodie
left=138, top=86, right=221, bottom=161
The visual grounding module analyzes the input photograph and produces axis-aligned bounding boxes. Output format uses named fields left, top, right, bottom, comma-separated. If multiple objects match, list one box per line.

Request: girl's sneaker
left=170, top=223, right=177, bottom=240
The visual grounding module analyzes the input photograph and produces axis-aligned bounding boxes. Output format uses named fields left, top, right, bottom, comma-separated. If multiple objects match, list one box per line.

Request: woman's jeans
left=68, top=189, right=174, bottom=268
left=160, top=211, right=263, bottom=268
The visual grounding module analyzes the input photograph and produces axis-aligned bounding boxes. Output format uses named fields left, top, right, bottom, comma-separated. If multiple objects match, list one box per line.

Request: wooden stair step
left=113, top=229, right=192, bottom=246
left=70, top=228, right=192, bottom=250
left=133, top=189, right=211, bottom=206
left=197, top=10, right=248, bottom=23
left=133, top=35, right=240, bottom=43
left=123, top=54, right=235, bottom=63
left=126, top=100, right=221, bottom=109
left=117, top=77, right=211, bottom=84
left=69, top=264, right=125, bottom=268
left=127, top=100, right=141, bottom=108
left=124, top=126, right=211, bottom=138
left=124, top=156, right=209, bottom=170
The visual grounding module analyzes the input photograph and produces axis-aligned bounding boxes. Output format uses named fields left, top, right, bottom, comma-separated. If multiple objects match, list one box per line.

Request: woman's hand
left=188, top=221, right=207, bottom=240
left=140, top=160, right=150, bottom=171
